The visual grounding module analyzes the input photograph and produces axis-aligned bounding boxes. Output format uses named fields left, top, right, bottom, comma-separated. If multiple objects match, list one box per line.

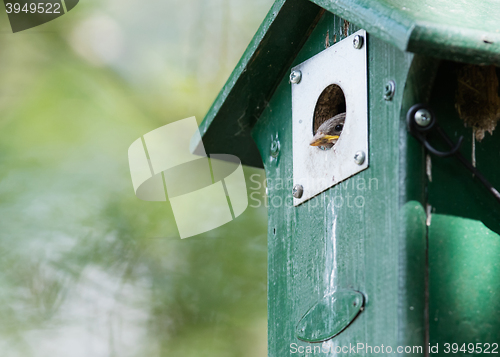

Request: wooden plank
left=251, top=11, right=427, bottom=356
left=310, top=0, right=500, bottom=65
left=425, top=61, right=500, bottom=349
left=427, top=62, right=500, bottom=236
left=429, top=215, right=500, bottom=352
left=193, top=0, right=323, bottom=168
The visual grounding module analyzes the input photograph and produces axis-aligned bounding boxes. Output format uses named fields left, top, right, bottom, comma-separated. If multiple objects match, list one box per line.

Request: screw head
left=354, top=151, right=366, bottom=165
left=414, top=109, right=432, bottom=127
left=353, top=35, right=364, bottom=49
left=384, top=80, right=395, bottom=101
left=290, top=70, right=302, bottom=84
left=292, top=184, right=304, bottom=199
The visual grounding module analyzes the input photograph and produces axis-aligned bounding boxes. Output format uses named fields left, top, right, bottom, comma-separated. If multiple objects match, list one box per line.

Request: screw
left=354, top=151, right=366, bottom=165
left=292, top=184, right=304, bottom=199
left=353, top=35, right=364, bottom=49
left=290, top=70, right=302, bottom=84
left=384, top=80, right=395, bottom=101
left=414, top=109, right=432, bottom=127
left=270, top=140, right=280, bottom=158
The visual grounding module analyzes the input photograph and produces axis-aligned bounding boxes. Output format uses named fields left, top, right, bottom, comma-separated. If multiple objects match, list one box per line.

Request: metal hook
left=406, top=104, right=464, bottom=157
left=423, top=135, right=463, bottom=157
left=406, top=103, right=500, bottom=204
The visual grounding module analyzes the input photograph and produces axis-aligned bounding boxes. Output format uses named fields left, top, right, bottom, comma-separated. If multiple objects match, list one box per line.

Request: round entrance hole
left=311, top=84, right=346, bottom=150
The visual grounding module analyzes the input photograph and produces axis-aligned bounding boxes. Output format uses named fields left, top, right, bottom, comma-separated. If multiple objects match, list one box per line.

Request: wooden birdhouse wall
left=423, top=62, right=500, bottom=350
left=248, top=6, right=500, bottom=353
left=251, top=12, right=427, bottom=356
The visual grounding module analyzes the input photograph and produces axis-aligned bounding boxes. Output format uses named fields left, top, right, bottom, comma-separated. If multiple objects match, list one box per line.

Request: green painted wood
left=399, top=55, right=440, bottom=205
left=196, top=0, right=500, bottom=168
left=251, top=11, right=427, bottom=356
left=429, top=215, right=500, bottom=353
left=296, top=290, right=365, bottom=342
left=427, top=62, right=500, bottom=236
left=192, top=0, right=323, bottom=168
left=399, top=201, right=427, bottom=349
left=309, top=0, right=500, bottom=65
left=424, top=61, right=500, bottom=350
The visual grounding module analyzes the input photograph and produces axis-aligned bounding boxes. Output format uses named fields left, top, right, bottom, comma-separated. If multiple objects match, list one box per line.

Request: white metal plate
left=292, top=30, right=368, bottom=206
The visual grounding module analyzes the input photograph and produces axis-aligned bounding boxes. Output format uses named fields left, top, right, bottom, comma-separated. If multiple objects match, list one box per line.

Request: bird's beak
left=309, top=134, right=340, bottom=146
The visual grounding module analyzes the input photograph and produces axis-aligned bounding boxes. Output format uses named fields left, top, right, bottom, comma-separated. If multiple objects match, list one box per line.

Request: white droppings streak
left=325, top=204, right=338, bottom=294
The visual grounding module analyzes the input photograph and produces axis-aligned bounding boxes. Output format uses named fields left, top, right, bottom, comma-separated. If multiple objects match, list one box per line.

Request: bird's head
left=309, top=113, right=345, bottom=148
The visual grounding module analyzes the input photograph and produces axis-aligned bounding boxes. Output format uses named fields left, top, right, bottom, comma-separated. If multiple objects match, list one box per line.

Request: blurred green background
left=0, top=0, right=271, bottom=355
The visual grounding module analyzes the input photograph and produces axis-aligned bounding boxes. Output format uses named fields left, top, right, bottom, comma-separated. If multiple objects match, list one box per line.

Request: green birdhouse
left=193, top=0, right=500, bottom=355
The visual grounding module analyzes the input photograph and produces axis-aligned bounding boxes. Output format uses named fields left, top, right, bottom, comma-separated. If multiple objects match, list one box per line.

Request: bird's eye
left=335, top=124, right=343, bottom=132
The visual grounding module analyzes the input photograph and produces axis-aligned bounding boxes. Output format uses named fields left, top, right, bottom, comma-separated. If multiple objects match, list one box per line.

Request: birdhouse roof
left=192, top=0, right=500, bottom=168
